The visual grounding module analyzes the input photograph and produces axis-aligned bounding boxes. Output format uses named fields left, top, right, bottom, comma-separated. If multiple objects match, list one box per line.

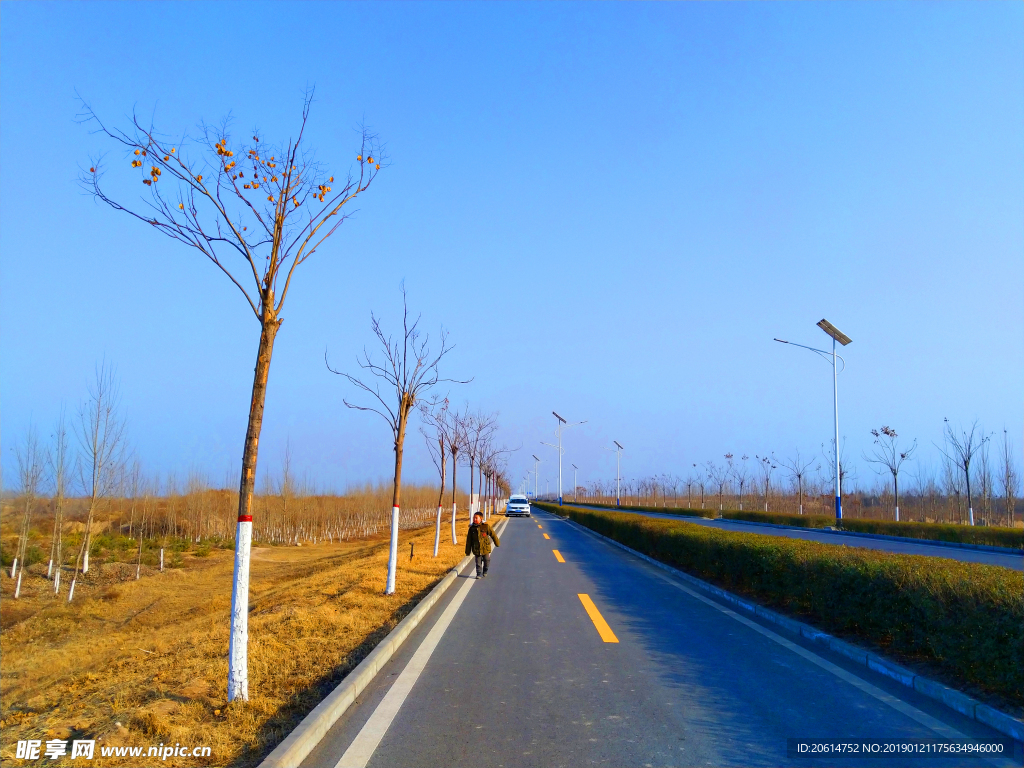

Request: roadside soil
left=0, top=522, right=467, bottom=767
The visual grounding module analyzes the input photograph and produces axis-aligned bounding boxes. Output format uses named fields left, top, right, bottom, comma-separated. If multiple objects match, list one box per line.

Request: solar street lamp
left=532, top=454, right=541, bottom=499
left=572, top=464, right=578, bottom=503
left=604, top=441, right=624, bottom=507
left=775, top=319, right=852, bottom=521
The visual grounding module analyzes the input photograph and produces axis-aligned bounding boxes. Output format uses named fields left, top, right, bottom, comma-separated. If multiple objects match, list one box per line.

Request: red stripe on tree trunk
left=237, top=515, right=253, bottom=523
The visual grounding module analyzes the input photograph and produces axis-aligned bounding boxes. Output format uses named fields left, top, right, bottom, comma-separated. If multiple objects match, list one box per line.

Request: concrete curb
left=554, top=513, right=1024, bottom=743
left=258, top=517, right=508, bottom=768
left=565, top=503, right=1022, bottom=556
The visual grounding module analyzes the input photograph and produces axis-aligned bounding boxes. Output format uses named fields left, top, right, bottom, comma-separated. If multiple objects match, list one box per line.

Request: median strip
left=578, top=594, right=619, bottom=643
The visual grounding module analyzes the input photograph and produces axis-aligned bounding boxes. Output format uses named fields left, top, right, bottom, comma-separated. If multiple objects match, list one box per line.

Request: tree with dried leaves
left=863, top=426, right=916, bottom=522
left=81, top=91, right=382, bottom=702
left=328, top=288, right=464, bottom=595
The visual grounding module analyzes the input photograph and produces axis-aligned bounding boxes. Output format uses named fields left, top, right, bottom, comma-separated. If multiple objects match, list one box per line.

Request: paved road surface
left=299, top=509, right=1021, bottom=768
left=564, top=504, right=1023, bottom=570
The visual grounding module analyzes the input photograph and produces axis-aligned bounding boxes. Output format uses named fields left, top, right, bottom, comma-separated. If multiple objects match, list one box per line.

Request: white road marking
left=334, top=572, right=476, bottom=768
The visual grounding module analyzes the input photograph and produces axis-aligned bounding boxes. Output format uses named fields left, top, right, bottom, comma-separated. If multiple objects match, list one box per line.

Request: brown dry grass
left=0, top=522, right=467, bottom=767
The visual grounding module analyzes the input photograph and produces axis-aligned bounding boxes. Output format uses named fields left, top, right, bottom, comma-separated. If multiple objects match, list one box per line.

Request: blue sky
left=2, top=2, right=1021, bottom=495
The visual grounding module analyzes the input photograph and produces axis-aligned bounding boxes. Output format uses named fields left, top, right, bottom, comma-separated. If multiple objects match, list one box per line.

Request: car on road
left=505, top=495, right=531, bottom=517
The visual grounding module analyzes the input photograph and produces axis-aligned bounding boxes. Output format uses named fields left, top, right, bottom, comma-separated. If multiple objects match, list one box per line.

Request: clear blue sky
left=2, top=2, right=1021, bottom=495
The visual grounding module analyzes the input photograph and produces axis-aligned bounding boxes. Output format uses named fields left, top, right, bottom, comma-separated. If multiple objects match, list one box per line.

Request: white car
left=506, top=495, right=532, bottom=517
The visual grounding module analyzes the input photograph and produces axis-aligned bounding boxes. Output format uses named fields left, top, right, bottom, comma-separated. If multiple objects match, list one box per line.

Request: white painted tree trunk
left=968, top=507, right=974, bottom=526
left=433, top=506, right=442, bottom=557
left=9, top=558, right=17, bottom=579
left=14, top=571, right=22, bottom=599
left=83, top=550, right=90, bottom=574
left=54, top=569, right=61, bottom=595
left=385, top=506, right=399, bottom=595
left=895, top=506, right=900, bottom=522
left=68, top=578, right=76, bottom=603
left=160, top=549, right=164, bottom=571
left=228, top=518, right=253, bottom=701
left=47, top=559, right=53, bottom=578
left=451, top=502, right=458, bottom=544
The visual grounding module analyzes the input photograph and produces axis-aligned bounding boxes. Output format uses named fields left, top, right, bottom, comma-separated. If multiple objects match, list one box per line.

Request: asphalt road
left=567, top=505, right=1023, bottom=570
left=299, top=508, right=1021, bottom=768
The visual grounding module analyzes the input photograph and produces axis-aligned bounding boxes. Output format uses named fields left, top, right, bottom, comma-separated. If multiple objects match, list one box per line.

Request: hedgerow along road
left=297, top=508, right=1021, bottom=768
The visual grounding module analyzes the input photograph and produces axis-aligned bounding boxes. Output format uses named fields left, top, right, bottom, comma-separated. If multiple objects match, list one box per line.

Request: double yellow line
left=540, top=521, right=619, bottom=643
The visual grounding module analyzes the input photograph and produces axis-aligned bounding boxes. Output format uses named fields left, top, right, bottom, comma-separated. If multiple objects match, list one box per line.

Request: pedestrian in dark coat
left=465, top=512, right=500, bottom=578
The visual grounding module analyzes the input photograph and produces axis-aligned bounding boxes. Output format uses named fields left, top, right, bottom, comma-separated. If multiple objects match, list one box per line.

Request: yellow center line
left=543, top=533, right=550, bottom=539
left=578, top=594, right=619, bottom=643
left=537, top=524, right=542, bottom=528
left=552, top=549, right=565, bottom=563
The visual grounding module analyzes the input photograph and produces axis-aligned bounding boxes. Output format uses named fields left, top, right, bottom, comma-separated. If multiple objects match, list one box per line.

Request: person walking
left=465, top=511, right=500, bottom=578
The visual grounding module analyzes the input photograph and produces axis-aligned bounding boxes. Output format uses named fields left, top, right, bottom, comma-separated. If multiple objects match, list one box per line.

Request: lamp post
left=604, top=441, right=624, bottom=506
left=571, top=463, right=578, bottom=503
left=543, top=412, right=586, bottom=506
left=775, top=319, right=851, bottom=521
left=532, top=455, right=540, bottom=499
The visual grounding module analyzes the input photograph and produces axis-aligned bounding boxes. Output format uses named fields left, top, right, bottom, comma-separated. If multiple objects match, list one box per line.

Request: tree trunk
left=893, top=472, right=900, bottom=522
left=434, top=451, right=446, bottom=557
left=451, top=453, right=459, bottom=544
left=386, top=402, right=410, bottom=596
left=228, top=312, right=280, bottom=703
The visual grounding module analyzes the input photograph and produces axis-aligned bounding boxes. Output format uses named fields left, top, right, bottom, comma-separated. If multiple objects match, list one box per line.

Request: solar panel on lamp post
left=544, top=411, right=586, bottom=507
left=775, top=319, right=851, bottom=521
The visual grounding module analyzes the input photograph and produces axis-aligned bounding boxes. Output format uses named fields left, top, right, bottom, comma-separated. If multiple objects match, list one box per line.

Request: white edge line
left=258, top=516, right=509, bottom=768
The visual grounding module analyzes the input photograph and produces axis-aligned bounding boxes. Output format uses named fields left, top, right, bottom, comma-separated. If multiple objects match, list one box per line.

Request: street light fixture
left=604, top=441, right=624, bottom=506
left=775, top=318, right=852, bottom=520
left=532, top=454, right=541, bottom=499
left=543, top=411, right=587, bottom=506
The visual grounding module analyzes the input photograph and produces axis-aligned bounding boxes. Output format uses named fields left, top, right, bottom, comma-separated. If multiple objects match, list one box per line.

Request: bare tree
left=863, top=426, right=917, bottom=522
left=781, top=450, right=817, bottom=516
left=13, top=426, right=45, bottom=598
left=328, top=289, right=463, bottom=594
left=69, top=363, right=128, bottom=603
left=755, top=453, right=778, bottom=512
left=464, top=411, right=497, bottom=520
left=448, top=407, right=469, bottom=544
left=693, top=464, right=707, bottom=509
left=47, top=410, right=72, bottom=595
left=999, top=428, right=1019, bottom=528
left=977, top=437, right=994, bottom=525
left=82, top=91, right=382, bottom=701
left=708, top=460, right=729, bottom=512
left=938, top=419, right=988, bottom=526
left=729, top=454, right=750, bottom=511
left=420, top=400, right=453, bottom=556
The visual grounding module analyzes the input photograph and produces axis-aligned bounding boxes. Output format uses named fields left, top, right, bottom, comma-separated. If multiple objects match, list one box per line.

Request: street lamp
left=604, top=441, right=624, bottom=506
left=541, top=412, right=586, bottom=506
left=775, top=318, right=852, bottom=521
left=571, top=464, right=578, bottom=503
left=532, top=454, right=541, bottom=499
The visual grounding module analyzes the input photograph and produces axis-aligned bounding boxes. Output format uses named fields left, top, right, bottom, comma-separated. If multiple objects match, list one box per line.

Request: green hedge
left=535, top=502, right=1024, bottom=704
left=564, top=500, right=1024, bottom=550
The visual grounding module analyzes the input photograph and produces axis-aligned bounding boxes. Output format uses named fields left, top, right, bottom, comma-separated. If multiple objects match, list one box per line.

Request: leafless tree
left=420, top=400, right=453, bottom=556
left=977, top=437, right=994, bottom=525
left=47, top=410, right=72, bottom=594
left=12, top=425, right=45, bottom=598
left=708, top=460, right=729, bottom=512
left=447, top=406, right=470, bottom=544
left=755, top=453, right=778, bottom=512
left=781, top=450, right=817, bottom=516
left=81, top=91, right=382, bottom=701
left=693, top=464, right=707, bottom=509
left=728, top=454, right=750, bottom=511
left=464, top=411, right=497, bottom=520
left=328, top=288, right=463, bottom=594
left=999, top=428, right=1019, bottom=528
left=863, top=426, right=917, bottom=522
left=69, top=363, right=128, bottom=603
left=938, top=419, right=988, bottom=526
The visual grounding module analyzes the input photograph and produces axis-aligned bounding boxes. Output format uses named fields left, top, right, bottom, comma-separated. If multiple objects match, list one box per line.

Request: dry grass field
left=0, top=520, right=469, bottom=767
